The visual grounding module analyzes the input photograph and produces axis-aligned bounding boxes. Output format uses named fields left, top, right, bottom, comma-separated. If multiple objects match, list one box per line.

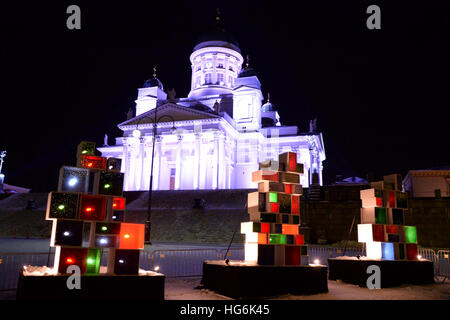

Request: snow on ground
left=160, top=277, right=450, bottom=300
left=1, top=277, right=449, bottom=300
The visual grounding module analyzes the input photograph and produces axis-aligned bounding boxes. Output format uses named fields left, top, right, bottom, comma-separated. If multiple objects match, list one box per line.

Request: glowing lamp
left=63, top=231, right=70, bottom=237
left=109, top=165, right=113, bottom=170
left=66, top=258, right=74, bottom=264
left=100, top=238, right=108, bottom=244
left=85, top=207, right=94, bottom=212
left=104, top=184, right=111, bottom=189
left=417, top=255, right=422, bottom=260
left=124, top=234, right=130, bottom=239
left=87, top=162, right=93, bottom=167
left=314, top=259, right=320, bottom=265
left=68, top=177, right=78, bottom=187
left=101, top=226, right=107, bottom=231
left=87, top=258, right=94, bottom=264
left=118, top=259, right=124, bottom=264
left=154, top=266, right=160, bottom=271
left=112, top=197, right=126, bottom=210
left=132, top=129, right=141, bottom=138
left=58, top=204, right=65, bottom=210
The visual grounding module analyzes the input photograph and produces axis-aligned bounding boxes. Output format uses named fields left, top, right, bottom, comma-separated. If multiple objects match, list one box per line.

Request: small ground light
left=154, top=266, right=160, bottom=271
left=314, top=259, right=320, bottom=265
left=63, top=231, right=70, bottom=236
left=417, top=255, right=422, bottom=260
left=119, top=259, right=124, bottom=264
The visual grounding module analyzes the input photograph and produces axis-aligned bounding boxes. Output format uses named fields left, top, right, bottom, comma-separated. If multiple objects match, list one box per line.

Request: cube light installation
left=242, top=152, right=308, bottom=266
left=46, top=141, right=145, bottom=275
left=358, top=174, right=418, bottom=261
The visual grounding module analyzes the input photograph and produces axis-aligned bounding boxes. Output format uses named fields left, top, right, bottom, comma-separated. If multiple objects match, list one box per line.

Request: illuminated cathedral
left=99, top=19, right=325, bottom=191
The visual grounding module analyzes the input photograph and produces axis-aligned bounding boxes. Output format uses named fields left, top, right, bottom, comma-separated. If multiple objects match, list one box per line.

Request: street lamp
left=133, top=109, right=176, bottom=245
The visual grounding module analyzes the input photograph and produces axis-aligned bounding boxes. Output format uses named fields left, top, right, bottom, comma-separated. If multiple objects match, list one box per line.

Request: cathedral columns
left=153, top=136, right=162, bottom=190
left=175, top=135, right=183, bottom=190
left=139, top=139, right=145, bottom=190
left=218, top=133, right=225, bottom=189
left=212, top=132, right=220, bottom=189
left=199, top=136, right=207, bottom=189
left=122, top=141, right=130, bottom=191
left=194, top=133, right=201, bottom=190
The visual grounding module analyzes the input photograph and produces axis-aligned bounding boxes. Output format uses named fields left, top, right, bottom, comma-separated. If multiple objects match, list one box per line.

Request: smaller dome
left=143, top=77, right=164, bottom=90
left=238, top=67, right=257, bottom=78
left=262, top=101, right=277, bottom=112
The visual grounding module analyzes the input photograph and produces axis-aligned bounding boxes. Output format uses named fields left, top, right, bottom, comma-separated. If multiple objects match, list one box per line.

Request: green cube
left=269, top=192, right=278, bottom=203
left=405, top=226, right=417, bottom=243
left=375, top=207, right=387, bottom=224
left=269, top=234, right=287, bottom=245
left=86, top=248, right=101, bottom=275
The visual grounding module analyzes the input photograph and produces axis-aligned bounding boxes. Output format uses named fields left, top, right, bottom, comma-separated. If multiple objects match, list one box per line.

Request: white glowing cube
left=244, top=243, right=258, bottom=263
left=240, top=221, right=254, bottom=234
left=366, top=242, right=382, bottom=260
left=245, top=232, right=259, bottom=244
left=358, top=224, right=374, bottom=243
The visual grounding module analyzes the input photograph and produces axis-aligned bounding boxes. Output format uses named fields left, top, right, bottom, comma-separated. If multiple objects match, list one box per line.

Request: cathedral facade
left=98, top=28, right=325, bottom=191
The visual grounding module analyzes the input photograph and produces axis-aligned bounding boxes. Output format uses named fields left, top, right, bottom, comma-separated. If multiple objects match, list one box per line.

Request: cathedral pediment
left=118, top=103, right=220, bottom=128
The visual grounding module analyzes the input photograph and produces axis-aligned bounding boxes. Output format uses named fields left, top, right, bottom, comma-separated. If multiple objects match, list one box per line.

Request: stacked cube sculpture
left=46, top=141, right=145, bottom=275
left=358, top=174, right=418, bottom=260
left=241, top=152, right=308, bottom=266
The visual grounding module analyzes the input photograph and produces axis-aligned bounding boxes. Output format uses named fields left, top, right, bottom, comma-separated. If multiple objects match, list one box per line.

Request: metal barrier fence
left=1, top=246, right=448, bottom=292
left=436, top=250, right=450, bottom=280
left=0, top=252, right=55, bottom=291
left=148, top=249, right=220, bottom=277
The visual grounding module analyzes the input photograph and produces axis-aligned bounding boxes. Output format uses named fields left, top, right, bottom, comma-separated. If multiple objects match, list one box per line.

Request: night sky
left=1, top=1, right=449, bottom=192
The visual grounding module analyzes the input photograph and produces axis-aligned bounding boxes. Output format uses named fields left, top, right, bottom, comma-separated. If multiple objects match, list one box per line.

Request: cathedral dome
left=194, top=29, right=240, bottom=53
left=238, top=66, right=257, bottom=78
left=193, top=9, right=240, bottom=53
left=143, top=77, right=164, bottom=90
left=261, top=101, right=276, bottom=112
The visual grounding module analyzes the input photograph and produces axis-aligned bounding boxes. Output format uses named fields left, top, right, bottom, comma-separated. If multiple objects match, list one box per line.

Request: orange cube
left=258, top=233, right=268, bottom=244
left=119, top=223, right=145, bottom=249
left=282, top=224, right=299, bottom=235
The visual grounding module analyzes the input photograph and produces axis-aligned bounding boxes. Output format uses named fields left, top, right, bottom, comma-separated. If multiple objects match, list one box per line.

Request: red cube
left=285, top=246, right=301, bottom=265
left=372, top=224, right=385, bottom=242
left=406, top=243, right=418, bottom=260
left=80, top=195, right=106, bottom=221
left=112, top=197, right=126, bottom=210
left=58, top=247, right=87, bottom=274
